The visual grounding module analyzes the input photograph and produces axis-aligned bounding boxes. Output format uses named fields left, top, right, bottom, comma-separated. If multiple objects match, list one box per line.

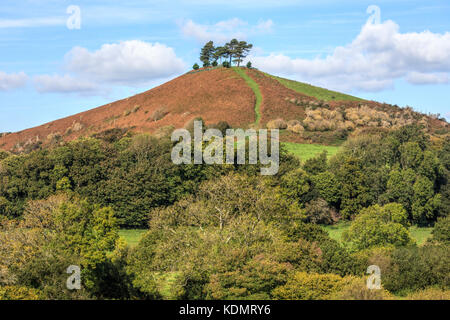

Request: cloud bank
left=65, top=40, right=185, bottom=86
left=251, top=20, right=450, bottom=92
left=32, top=40, right=186, bottom=95
left=0, top=71, right=28, bottom=91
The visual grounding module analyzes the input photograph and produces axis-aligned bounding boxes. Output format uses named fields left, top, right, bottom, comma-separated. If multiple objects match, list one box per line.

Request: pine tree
left=234, top=41, right=253, bottom=67
left=200, top=41, right=215, bottom=67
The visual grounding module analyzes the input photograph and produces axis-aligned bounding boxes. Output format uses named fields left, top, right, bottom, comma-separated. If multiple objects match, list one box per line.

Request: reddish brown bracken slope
left=0, top=68, right=256, bottom=151
left=0, top=67, right=448, bottom=151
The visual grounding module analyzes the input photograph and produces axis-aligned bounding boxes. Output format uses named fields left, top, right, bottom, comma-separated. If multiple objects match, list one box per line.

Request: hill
left=0, top=67, right=448, bottom=152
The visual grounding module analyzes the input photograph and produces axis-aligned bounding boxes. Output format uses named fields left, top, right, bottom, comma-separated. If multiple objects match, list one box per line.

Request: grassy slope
left=322, top=222, right=433, bottom=246
left=121, top=224, right=433, bottom=248
left=282, top=142, right=341, bottom=161
left=233, top=67, right=262, bottom=125
left=118, top=229, right=147, bottom=247
left=267, top=73, right=363, bottom=102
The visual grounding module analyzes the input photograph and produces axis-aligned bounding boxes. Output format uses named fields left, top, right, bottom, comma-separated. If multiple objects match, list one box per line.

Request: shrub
left=383, top=244, right=450, bottom=294
left=266, top=119, right=287, bottom=130
left=206, top=121, right=231, bottom=135
left=149, top=107, right=168, bottom=122
left=332, top=277, right=392, bottom=300
left=431, top=216, right=450, bottom=244
left=0, top=286, right=41, bottom=300
left=222, top=61, right=230, bottom=68
left=287, top=119, right=301, bottom=127
left=184, top=117, right=205, bottom=133
left=272, top=272, right=346, bottom=300
left=192, top=63, right=199, bottom=70
left=304, top=198, right=337, bottom=224
left=212, top=61, right=218, bottom=67
left=246, top=61, right=252, bottom=68
left=290, top=124, right=304, bottom=134
left=406, top=288, right=450, bottom=300
left=153, top=125, right=175, bottom=139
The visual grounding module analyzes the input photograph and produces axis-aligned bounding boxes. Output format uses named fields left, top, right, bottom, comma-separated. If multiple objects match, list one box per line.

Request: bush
left=246, top=61, right=252, bottom=68
left=0, top=286, right=41, bottom=300
left=406, top=288, right=450, bottom=300
left=332, top=277, right=392, bottom=300
left=431, top=216, right=450, bottom=244
left=206, top=121, right=231, bottom=135
left=304, top=198, right=337, bottom=224
left=149, top=107, right=168, bottom=122
left=222, top=61, right=230, bottom=68
left=383, top=244, right=450, bottom=294
left=212, top=61, right=218, bottom=67
left=184, top=117, right=205, bottom=133
left=192, top=63, right=199, bottom=70
left=272, top=272, right=346, bottom=300
left=266, top=119, right=287, bottom=130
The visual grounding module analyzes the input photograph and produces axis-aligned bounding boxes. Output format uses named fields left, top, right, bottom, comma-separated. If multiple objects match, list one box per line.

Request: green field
left=322, top=222, right=433, bottom=246
left=282, top=142, right=341, bottom=161
left=233, top=67, right=262, bottom=125
left=118, top=229, right=147, bottom=247
left=268, top=74, right=363, bottom=102
left=120, top=223, right=433, bottom=249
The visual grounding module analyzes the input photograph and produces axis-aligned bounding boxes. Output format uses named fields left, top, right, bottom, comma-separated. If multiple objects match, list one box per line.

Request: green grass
left=322, top=222, right=433, bottom=245
left=322, top=221, right=352, bottom=243
left=282, top=142, right=341, bottom=161
left=409, top=226, right=433, bottom=246
left=233, top=67, right=262, bottom=125
left=118, top=229, right=147, bottom=247
left=268, top=74, right=363, bottom=102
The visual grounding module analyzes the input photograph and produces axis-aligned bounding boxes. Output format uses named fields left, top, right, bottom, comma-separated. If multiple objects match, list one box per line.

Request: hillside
left=0, top=67, right=448, bottom=152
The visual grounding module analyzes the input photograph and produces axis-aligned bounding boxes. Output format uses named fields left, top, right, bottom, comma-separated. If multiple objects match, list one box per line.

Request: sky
left=1, top=0, right=449, bottom=132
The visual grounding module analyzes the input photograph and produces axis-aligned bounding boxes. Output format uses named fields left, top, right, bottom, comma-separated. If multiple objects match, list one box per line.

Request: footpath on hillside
left=233, top=67, right=262, bottom=126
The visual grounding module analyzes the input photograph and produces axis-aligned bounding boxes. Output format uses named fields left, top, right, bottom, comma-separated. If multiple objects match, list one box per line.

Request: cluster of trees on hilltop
left=193, top=39, right=253, bottom=69
left=0, top=124, right=449, bottom=300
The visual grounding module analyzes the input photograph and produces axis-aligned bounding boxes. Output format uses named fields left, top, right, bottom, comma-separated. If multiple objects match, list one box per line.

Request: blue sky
left=1, top=0, right=449, bottom=132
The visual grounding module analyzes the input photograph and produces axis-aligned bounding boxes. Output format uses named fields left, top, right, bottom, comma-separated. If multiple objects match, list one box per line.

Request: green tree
left=200, top=41, right=215, bottom=67
left=0, top=194, right=119, bottom=299
left=431, top=215, right=450, bottom=244
left=312, top=171, right=340, bottom=206
left=225, top=39, right=239, bottom=66
left=343, top=203, right=413, bottom=250
left=412, top=176, right=441, bottom=224
left=233, top=41, right=253, bottom=67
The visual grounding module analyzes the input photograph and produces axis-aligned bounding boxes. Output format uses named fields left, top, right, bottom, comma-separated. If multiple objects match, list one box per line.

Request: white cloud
left=33, top=74, right=102, bottom=95
left=65, top=40, right=185, bottom=86
left=251, top=20, right=450, bottom=92
left=180, top=18, right=274, bottom=43
left=406, top=72, right=449, bottom=85
left=0, top=17, right=65, bottom=28
left=0, top=71, right=28, bottom=91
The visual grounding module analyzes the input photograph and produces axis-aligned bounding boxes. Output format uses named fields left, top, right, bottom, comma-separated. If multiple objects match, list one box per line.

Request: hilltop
left=0, top=67, right=448, bottom=152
